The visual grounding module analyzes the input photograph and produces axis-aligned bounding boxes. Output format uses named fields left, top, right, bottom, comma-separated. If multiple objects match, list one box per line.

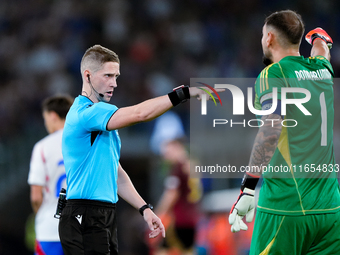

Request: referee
left=59, top=45, right=212, bottom=255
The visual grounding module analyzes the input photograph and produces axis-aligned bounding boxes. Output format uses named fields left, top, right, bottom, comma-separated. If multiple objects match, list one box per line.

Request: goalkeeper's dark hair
left=265, top=10, right=305, bottom=47
left=42, top=95, right=74, bottom=119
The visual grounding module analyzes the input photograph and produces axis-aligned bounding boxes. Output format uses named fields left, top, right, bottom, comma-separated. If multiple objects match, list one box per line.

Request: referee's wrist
left=139, top=204, right=153, bottom=216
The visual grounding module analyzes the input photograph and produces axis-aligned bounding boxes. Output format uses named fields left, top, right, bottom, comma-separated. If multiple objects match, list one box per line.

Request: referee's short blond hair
left=80, top=45, right=120, bottom=75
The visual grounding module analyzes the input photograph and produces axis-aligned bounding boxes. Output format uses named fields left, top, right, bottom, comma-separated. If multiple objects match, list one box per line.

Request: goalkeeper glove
left=305, top=27, right=333, bottom=49
left=228, top=173, right=259, bottom=233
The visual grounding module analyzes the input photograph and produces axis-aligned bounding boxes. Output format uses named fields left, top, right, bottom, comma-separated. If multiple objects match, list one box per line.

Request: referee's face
left=92, top=61, right=120, bottom=103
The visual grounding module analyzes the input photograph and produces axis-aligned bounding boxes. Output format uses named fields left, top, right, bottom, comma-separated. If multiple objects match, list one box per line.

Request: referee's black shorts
left=59, top=199, right=118, bottom=255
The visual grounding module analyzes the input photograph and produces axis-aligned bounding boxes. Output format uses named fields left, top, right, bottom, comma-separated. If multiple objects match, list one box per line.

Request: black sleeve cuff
left=241, top=173, right=259, bottom=191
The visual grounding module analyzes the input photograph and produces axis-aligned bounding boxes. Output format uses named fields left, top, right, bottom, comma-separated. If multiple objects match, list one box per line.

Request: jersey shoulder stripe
left=309, top=56, right=334, bottom=76
left=258, top=63, right=287, bottom=94
left=259, top=63, right=275, bottom=94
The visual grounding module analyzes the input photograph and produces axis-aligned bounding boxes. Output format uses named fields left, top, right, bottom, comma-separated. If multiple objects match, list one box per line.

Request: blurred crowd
left=1, top=0, right=339, bottom=139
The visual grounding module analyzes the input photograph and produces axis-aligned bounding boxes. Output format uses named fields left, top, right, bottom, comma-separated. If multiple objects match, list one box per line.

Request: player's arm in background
left=155, top=177, right=180, bottom=216
left=28, top=142, right=45, bottom=214
left=306, top=27, right=333, bottom=61
left=30, top=185, right=43, bottom=214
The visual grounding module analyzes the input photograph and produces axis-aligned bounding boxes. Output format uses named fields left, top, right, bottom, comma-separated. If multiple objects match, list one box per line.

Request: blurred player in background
left=59, top=45, right=217, bottom=255
left=229, top=10, right=340, bottom=254
left=154, top=138, right=202, bottom=255
left=28, top=95, right=74, bottom=255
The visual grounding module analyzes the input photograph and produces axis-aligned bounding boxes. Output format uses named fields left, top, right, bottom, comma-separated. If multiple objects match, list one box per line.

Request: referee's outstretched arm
left=106, top=87, right=220, bottom=131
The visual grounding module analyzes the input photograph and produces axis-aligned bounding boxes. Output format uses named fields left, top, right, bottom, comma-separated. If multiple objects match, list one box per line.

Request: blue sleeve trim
left=81, top=103, right=119, bottom=131
left=262, top=99, right=283, bottom=117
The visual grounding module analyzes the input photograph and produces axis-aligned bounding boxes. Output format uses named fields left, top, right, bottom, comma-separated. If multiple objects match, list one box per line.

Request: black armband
left=168, top=85, right=190, bottom=106
left=241, top=173, right=259, bottom=191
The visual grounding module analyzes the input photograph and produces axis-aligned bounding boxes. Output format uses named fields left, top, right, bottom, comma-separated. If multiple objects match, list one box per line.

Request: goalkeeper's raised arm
left=306, top=27, right=332, bottom=60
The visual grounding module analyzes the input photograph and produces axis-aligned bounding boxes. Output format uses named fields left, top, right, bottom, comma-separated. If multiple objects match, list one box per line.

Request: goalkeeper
left=229, top=10, right=340, bottom=255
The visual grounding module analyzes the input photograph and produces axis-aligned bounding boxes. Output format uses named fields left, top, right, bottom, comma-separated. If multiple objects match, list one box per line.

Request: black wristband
left=168, top=85, right=190, bottom=106
left=241, top=173, right=259, bottom=191
left=139, top=204, right=153, bottom=216
left=311, top=33, right=326, bottom=45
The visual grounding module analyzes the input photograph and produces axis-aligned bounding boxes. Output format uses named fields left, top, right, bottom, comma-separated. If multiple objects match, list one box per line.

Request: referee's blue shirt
left=62, top=95, right=120, bottom=203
